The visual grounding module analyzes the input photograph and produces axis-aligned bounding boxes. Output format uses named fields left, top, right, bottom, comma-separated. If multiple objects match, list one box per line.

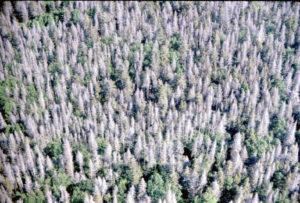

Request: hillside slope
left=0, top=1, right=299, bottom=203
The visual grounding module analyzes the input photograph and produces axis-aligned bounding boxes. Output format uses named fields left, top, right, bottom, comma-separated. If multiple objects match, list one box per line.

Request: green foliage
left=285, top=16, right=296, bottom=31
left=147, top=172, right=167, bottom=202
left=257, top=181, right=271, bottom=202
left=284, top=47, right=295, bottom=65
left=170, top=2, right=192, bottom=14
left=245, top=131, right=277, bottom=156
left=269, top=117, right=286, bottom=140
left=86, top=39, right=94, bottom=49
left=104, top=193, right=112, bottom=202
left=169, top=36, right=186, bottom=77
left=108, top=163, right=138, bottom=202
left=106, top=60, right=130, bottom=91
left=3, top=3, right=300, bottom=203
left=27, top=9, right=64, bottom=29
left=211, top=69, right=227, bottom=86
left=211, top=11, right=216, bottom=22
left=156, top=84, right=168, bottom=105
left=115, top=71, right=132, bottom=90
left=5, top=63, right=14, bottom=76
left=37, top=109, right=44, bottom=117
left=219, top=32, right=226, bottom=45
left=72, top=143, right=92, bottom=175
left=44, top=2, right=54, bottom=13
left=127, top=41, right=143, bottom=81
left=143, top=165, right=183, bottom=201
left=271, top=171, right=286, bottom=190
left=101, top=36, right=114, bottom=45
left=0, top=77, right=20, bottom=119
left=224, top=176, right=234, bottom=190
left=51, top=74, right=60, bottom=88
left=271, top=77, right=287, bottom=102
left=238, top=27, right=248, bottom=44
left=5, top=124, right=24, bottom=136
left=54, top=170, right=73, bottom=187
left=69, top=180, right=96, bottom=203
left=160, top=45, right=170, bottom=68
left=71, top=187, right=86, bottom=203
left=0, top=76, right=21, bottom=92
left=77, top=179, right=94, bottom=194
left=219, top=177, right=237, bottom=203
left=61, top=1, right=70, bottom=8
left=44, top=139, right=63, bottom=159
left=175, top=64, right=186, bottom=76
left=70, top=97, right=86, bottom=119
left=143, top=42, right=154, bottom=67
left=26, top=84, right=39, bottom=104
left=266, top=22, right=276, bottom=35
left=128, top=64, right=136, bottom=81
left=169, top=37, right=186, bottom=77
left=275, top=197, right=291, bottom=203
left=86, top=7, right=96, bottom=18
left=170, top=50, right=179, bottom=65
left=70, top=9, right=80, bottom=24
left=225, top=117, right=249, bottom=136
left=117, top=178, right=128, bottom=202
left=129, top=160, right=143, bottom=185
left=113, top=162, right=140, bottom=191
left=296, top=130, right=300, bottom=146
left=77, top=44, right=88, bottom=65
left=48, top=62, right=62, bottom=75
left=97, top=167, right=108, bottom=177
left=0, top=77, right=26, bottom=136
left=106, top=62, right=114, bottom=78
left=97, top=137, right=107, bottom=154
left=241, top=81, right=249, bottom=92
left=130, top=41, right=142, bottom=52
left=27, top=13, right=51, bottom=29
left=15, top=190, right=45, bottom=203
left=40, top=169, right=73, bottom=199
left=14, top=49, right=22, bottom=63
left=169, top=32, right=182, bottom=51
left=0, top=97, right=15, bottom=119
left=99, top=78, right=117, bottom=104
left=200, top=187, right=218, bottom=203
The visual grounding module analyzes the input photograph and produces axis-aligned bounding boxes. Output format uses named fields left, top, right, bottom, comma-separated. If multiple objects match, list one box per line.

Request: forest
left=0, top=1, right=299, bottom=203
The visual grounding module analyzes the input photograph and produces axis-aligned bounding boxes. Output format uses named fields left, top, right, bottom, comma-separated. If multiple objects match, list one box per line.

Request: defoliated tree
left=165, top=188, right=177, bottom=203
left=104, top=143, right=112, bottom=163
left=134, top=135, right=143, bottom=161
left=14, top=2, right=28, bottom=22
left=63, top=139, right=74, bottom=176
left=28, top=1, right=39, bottom=20
left=138, top=178, right=147, bottom=201
left=88, top=131, right=98, bottom=155
left=128, top=157, right=143, bottom=185
left=126, top=192, right=135, bottom=203
left=76, top=151, right=84, bottom=172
